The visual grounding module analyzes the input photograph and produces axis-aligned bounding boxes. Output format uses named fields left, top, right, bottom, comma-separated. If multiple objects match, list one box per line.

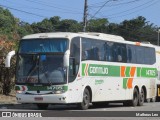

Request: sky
left=0, top=0, right=160, bottom=27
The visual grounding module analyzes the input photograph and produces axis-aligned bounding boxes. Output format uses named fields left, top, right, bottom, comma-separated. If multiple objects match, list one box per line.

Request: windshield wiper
left=26, top=55, right=39, bottom=83
left=44, top=72, right=53, bottom=86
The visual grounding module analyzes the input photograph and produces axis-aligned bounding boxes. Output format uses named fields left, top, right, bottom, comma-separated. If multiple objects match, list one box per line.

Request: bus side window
left=92, top=47, right=99, bottom=60
left=69, top=37, right=80, bottom=82
left=117, top=46, right=122, bottom=62
left=136, top=46, right=145, bottom=64
left=126, top=45, right=136, bottom=64
left=127, top=47, right=132, bottom=62
left=104, top=42, right=114, bottom=62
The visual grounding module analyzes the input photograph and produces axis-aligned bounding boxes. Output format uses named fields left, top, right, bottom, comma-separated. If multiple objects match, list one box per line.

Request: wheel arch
left=85, top=86, right=92, bottom=103
left=134, top=85, right=139, bottom=93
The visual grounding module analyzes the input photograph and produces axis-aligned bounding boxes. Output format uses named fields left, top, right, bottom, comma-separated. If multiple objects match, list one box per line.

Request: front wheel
left=78, top=88, right=91, bottom=110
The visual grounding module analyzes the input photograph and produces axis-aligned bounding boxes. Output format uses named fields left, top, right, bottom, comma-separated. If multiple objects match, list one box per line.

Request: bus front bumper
left=16, top=93, right=69, bottom=104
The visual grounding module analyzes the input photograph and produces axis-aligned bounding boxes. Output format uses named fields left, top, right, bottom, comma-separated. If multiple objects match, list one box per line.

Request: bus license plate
left=34, top=97, right=43, bottom=101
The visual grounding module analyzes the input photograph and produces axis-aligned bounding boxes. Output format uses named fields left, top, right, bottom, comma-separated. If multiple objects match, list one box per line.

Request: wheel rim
left=140, top=90, right=144, bottom=103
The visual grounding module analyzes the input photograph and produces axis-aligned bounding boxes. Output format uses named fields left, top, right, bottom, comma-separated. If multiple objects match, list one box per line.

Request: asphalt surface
left=0, top=102, right=160, bottom=119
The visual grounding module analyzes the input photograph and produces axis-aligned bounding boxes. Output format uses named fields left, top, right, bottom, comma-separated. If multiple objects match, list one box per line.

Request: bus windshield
left=16, top=38, right=68, bottom=85
left=17, top=54, right=67, bottom=85
left=19, top=38, right=68, bottom=53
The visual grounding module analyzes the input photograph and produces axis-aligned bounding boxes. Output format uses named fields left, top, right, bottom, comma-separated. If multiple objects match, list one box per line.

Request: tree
left=87, top=18, right=109, bottom=32
left=107, top=23, right=119, bottom=35
left=58, top=19, right=82, bottom=32
left=17, top=21, right=33, bottom=37
left=117, top=16, right=157, bottom=44
left=0, top=7, right=18, bottom=95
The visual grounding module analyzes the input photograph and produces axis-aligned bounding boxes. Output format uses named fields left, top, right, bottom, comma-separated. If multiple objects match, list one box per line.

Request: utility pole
left=83, top=0, right=88, bottom=32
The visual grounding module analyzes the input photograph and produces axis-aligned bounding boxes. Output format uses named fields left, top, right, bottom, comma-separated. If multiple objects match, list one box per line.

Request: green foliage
left=31, top=17, right=82, bottom=32
left=117, top=16, right=158, bottom=44
left=87, top=18, right=108, bottom=32
left=58, top=19, right=82, bottom=32
left=17, top=21, right=33, bottom=37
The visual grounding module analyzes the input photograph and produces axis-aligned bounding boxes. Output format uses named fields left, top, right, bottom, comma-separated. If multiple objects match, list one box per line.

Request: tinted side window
left=144, top=47, right=156, bottom=64
left=104, top=42, right=127, bottom=63
left=126, top=45, right=136, bottom=63
left=150, top=48, right=156, bottom=64
left=136, top=46, right=145, bottom=64
left=81, top=37, right=156, bottom=65
left=82, top=38, right=105, bottom=61
left=104, top=42, right=114, bottom=62
left=126, top=45, right=155, bottom=65
left=69, top=37, right=80, bottom=82
left=113, top=43, right=127, bottom=63
left=70, top=37, right=80, bottom=63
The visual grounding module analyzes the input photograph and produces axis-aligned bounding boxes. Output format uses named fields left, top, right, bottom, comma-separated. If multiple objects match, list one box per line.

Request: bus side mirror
left=5, top=51, right=15, bottom=67
left=63, top=50, right=70, bottom=67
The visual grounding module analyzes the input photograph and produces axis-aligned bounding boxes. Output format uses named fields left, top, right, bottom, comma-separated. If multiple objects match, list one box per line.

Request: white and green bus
left=5, top=32, right=157, bottom=110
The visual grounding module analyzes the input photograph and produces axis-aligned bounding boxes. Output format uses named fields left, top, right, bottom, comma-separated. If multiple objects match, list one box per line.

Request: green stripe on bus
left=137, top=67, right=141, bottom=77
left=123, top=78, right=128, bottom=89
left=140, top=68, right=157, bottom=78
left=125, top=67, right=130, bottom=77
left=15, top=85, right=68, bottom=91
left=82, top=63, right=157, bottom=78
left=82, top=63, right=86, bottom=76
left=82, top=64, right=120, bottom=77
left=27, top=86, right=48, bottom=91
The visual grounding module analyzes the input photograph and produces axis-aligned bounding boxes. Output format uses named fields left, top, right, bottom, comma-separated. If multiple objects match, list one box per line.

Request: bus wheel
left=37, top=103, right=49, bottom=110
left=129, top=88, right=139, bottom=107
left=138, top=88, right=144, bottom=106
left=78, top=88, right=91, bottom=110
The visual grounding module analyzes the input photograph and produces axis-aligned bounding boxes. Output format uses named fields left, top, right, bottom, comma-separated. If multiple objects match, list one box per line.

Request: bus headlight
left=16, top=90, right=25, bottom=94
left=52, top=90, right=66, bottom=94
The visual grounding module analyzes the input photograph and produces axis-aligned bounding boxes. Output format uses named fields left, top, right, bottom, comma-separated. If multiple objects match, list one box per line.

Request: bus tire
left=129, top=88, right=139, bottom=107
left=138, top=88, right=144, bottom=106
left=78, top=88, right=91, bottom=110
left=37, top=103, right=49, bottom=110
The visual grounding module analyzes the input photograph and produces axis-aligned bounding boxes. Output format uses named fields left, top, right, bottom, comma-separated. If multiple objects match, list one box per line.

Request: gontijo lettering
left=90, top=66, right=108, bottom=75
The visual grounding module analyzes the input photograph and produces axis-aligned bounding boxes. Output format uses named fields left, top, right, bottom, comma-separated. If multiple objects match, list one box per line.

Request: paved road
left=0, top=102, right=160, bottom=119
left=0, top=102, right=160, bottom=111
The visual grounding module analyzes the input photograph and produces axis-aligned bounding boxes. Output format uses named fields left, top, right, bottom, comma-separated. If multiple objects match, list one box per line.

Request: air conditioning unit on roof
left=78, top=32, right=125, bottom=41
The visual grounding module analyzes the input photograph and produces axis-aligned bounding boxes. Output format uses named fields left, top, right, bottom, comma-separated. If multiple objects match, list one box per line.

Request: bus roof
left=22, top=32, right=124, bottom=41
left=22, top=32, right=154, bottom=48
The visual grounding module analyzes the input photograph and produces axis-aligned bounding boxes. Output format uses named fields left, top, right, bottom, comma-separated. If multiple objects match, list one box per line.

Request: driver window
left=69, top=37, right=80, bottom=82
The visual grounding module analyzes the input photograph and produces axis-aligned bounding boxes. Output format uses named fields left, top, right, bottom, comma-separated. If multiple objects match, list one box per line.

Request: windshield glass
left=16, top=54, right=67, bottom=85
left=19, top=38, right=68, bottom=53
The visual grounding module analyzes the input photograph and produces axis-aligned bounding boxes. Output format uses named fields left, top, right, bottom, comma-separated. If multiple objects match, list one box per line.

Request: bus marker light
left=16, top=90, right=23, bottom=94
left=135, top=42, right=141, bottom=46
